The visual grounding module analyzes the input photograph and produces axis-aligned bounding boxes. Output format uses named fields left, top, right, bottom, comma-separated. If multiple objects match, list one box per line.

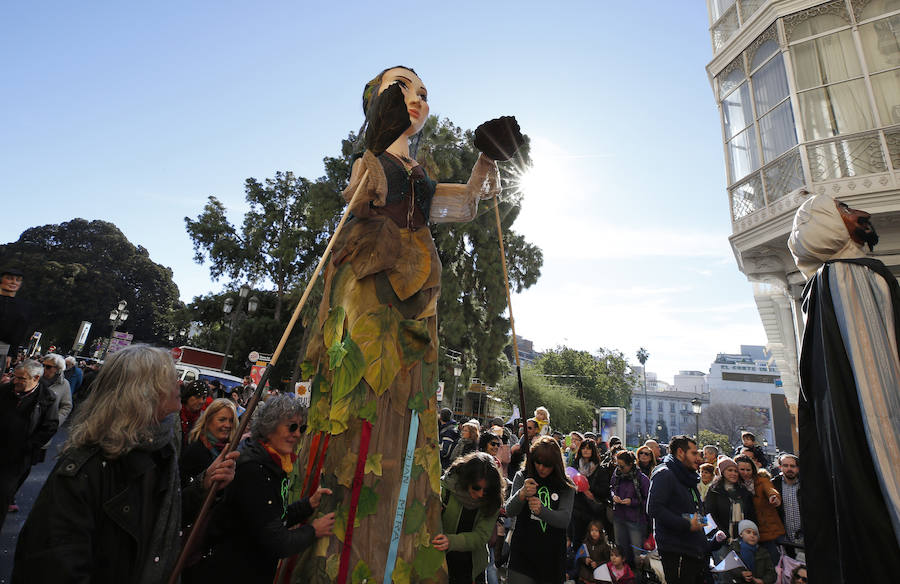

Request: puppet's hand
left=365, top=83, right=411, bottom=155
left=474, top=116, right=525, bottom=161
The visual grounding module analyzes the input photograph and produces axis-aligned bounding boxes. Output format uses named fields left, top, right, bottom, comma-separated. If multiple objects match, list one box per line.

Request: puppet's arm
left=429, top=154, right=500, bottom=223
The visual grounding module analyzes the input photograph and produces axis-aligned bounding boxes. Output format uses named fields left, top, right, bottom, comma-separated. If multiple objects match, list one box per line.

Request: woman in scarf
left=609, top=450, right=650, bottom=567
left=12, top=345, right=238, bottom=583
left=705, top=457, right=757, bottom=552
left=188, top=394, right=335, bottom=584
left=570, top=438, right=608, bottom=545
left=179, top=398, right=238, bottom=488
left=432, top=452, right=505, bottom=584
left=506, top=436, right=575, bottom=584
left=736, top=454, right=785, bottom=565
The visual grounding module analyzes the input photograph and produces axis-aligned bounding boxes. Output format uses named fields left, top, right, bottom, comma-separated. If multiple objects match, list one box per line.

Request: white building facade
left=705, top=0, right=900, bottom=426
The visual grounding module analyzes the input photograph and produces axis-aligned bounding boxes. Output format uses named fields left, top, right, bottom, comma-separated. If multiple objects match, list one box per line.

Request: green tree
left=533, top=346, right=636, bottom=408
left=185, top=171, right=344, bottom=322
left=497, top=366, right=593, bottom=432
left=698, top=430, right=733, bottom=457
left=0, top=219, right=182, bottom=351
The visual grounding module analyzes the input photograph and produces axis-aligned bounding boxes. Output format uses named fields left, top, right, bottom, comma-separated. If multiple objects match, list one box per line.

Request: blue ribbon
left=383, top=412, right=420, bottom=584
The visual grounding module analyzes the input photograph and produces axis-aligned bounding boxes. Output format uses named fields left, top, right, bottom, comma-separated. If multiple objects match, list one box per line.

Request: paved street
left=0, top=428, right=67, bottom=583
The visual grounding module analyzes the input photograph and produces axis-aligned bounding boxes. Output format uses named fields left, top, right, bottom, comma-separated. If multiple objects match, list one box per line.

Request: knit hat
left=718, top=457, right=737, bottom=475
left=738, top=519, right=759, bottom=535
left=181, top=380, right=208, bottom=403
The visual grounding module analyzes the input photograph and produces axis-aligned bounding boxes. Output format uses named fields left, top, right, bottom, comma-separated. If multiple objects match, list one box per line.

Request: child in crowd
left=575, top=520, right=612, bottom=584
left=534, top=406, right=552, bottom=435
left=606, top=545, right=636, bottom=584
left=699, top=463, right=715, bottom=500
left=727, top=520, right=776, bottom=584
left=565, top=536, right=579, bottom=583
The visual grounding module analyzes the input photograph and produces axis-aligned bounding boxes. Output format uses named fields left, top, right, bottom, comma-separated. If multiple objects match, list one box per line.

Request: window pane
left=760, top=101, right=798, bottom=162
left=713, top=6, right=740, bottom=52
left=807, top=135, right=886, bottom=181
left=854, top=0, right=900, bottom=22
left=723, top=82, right=754, bottom=137
left=785, top=2, right=849, bottom=42
left=798, top=79, right=874, bottom=140
left=791, top=30, right=863, bottom=90
left=711, top=0, right=737, bottom=22
left=871, top=69, right=900, bottom=125
left=751, top=39, right=780, bottom=70
left=740, top=0, right=765, bottom=21
left=730, top=173, right=765, bottom=219
left=885, top=128, right=900, bottom=170
left=753, top=55, right=790, bottom=114
left=763, top=149, right=804, bottom=201
left=719, top=66, right=746, bottom=99
left=859, top=14, right=900, bottom=74
left=728, top=126, right=761, bottom=182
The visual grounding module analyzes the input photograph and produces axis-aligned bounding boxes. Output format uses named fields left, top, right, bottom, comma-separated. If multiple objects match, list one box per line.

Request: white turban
left=788, top=194, right=865, bottom=280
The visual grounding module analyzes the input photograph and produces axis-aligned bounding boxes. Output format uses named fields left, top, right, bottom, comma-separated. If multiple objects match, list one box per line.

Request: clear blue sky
left=1, top=2, right=767, bottom=382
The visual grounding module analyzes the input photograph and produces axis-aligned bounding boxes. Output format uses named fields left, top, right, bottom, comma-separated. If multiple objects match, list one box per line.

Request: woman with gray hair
left=186, top=393, right=335, bottom=584
left=39, top=353, right=72, bottom=426
left=12, top=344, right=238, bottom=584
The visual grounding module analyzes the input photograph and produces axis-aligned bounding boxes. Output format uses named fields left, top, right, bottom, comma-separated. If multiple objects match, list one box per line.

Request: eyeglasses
left=43, top=364, right=57, bottom=369
left=287, top=422, right=306, bottom=434
left=795, top=577, right=807, bottom=583
left=489, top=442, right=500, bottom=448
left=469, top=484, right=485, bottom=492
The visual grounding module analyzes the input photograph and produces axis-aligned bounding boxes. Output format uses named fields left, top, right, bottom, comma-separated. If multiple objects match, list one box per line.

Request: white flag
left=592, top=564, right=613, bottom=582
left=711, top=551, right=747, bottom=573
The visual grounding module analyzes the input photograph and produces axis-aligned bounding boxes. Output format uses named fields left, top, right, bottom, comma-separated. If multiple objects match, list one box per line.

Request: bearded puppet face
left=836, top=200, right=879, bottom=251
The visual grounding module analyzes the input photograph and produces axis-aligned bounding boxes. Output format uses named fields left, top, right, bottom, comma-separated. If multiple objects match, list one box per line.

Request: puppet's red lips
left=408, top=109, right=420, bottom=118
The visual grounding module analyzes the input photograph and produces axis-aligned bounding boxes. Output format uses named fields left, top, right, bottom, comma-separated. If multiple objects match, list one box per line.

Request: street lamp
left=637, top=348, right=649, bottom=438
left=101, top=300, right=129, bottom=360
left=221, top=285, right=258, bottom=373
left=451, top=363, right=462, bottom=416
left=691, top=397, right=702, bottom=439
left=656, top=420, right=663, bottom=441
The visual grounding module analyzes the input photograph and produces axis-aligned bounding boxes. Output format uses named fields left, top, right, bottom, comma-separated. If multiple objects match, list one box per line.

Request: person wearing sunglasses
left=432, top=452, right=506, bottom=584
left=505, top=436, right=575, bottom=584
left=187, top=393, right=334, bottom=584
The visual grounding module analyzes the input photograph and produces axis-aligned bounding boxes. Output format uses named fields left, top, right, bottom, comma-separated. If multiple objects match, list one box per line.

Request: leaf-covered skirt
left=289, top=216, right=446, bottom=584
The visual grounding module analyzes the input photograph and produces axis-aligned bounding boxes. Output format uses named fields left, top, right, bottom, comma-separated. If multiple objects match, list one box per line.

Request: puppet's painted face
left=836, top=200, right=879, bottom=250
left=378, top=67, right=429, bottom=136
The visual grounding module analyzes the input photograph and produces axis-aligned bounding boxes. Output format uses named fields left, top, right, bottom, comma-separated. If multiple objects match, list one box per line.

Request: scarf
left=261, top=440, right=297, bottom=473
left=613, top=467, right=644, bottom=510
left=137, top=415, right=182, bottom=584
left=741, top=475, right=756, bottom=495
left=444, top=469, right=486, bottom=511
left=201, top=431, right=227, bottom=458
left=739, top=540, right=757, bottom=572
left=180, top=406, right=200, bottom=436
left=578, top=458, right=597, bottom=478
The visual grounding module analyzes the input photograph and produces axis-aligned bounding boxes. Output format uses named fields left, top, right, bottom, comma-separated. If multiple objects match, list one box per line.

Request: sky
left=1, top=1, right=767, bottom=383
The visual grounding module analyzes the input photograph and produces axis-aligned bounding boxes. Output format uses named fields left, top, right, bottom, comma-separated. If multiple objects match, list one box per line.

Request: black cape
left=798, top=257, right=900, bottom=582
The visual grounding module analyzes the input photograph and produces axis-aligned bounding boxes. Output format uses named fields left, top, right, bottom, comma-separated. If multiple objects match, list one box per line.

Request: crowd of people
left=438, top=407, right=807, bottom=584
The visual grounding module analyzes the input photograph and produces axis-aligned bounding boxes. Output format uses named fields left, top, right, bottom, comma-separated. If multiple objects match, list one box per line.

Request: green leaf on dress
left=407, top=390, right=426, bottom=413
left=397, top=319, right=430, bottom=366
left=300, top=360, right=317, bottom=380
left=410, top=463, right=424, bottom=482
left=359, top=399, right=378, bottom=424
left=351, top=306, right=403, bottom=396
left=327, top=340, right=348, bottom=370
left=331, top=338, right=365, bottom=402
left=412, top=544, right=445, bottom=580
left=356, top=484, right=379, bottom=520
left=403, top=499, right=427, bottom=534
left=323, top=306, right=346, bottom=348
left=351, top=560, right=372, bottom=584
left=392, top=557, right=413, bottom=584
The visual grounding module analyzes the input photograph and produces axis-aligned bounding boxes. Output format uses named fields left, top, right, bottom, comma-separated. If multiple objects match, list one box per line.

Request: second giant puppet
left=288, top=67, right=523, bottom=583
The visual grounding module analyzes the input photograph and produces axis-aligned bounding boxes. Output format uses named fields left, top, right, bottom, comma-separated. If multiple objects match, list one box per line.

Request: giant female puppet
left=287, top=66, right=523, bottom=584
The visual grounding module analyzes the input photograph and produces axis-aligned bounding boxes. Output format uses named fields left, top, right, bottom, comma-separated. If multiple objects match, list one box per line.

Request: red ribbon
left=337, top=420, right=372, bottom=584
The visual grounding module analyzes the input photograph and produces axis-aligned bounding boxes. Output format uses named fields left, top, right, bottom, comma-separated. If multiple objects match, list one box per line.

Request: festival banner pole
left=492, top=197, right=527, bottom=425
left=167, top=170, right=369, bottom=584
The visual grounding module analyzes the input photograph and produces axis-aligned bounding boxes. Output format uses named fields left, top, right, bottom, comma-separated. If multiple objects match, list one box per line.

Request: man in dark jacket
left=439, top=407, right=459, bottom=469
left=0, top=267, right=30, bottom=370
left=0, top=359, right=59, bottom=528
left=772, top=453, right=802, bottom=553
left=647, top=434, right=707, bottom=584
